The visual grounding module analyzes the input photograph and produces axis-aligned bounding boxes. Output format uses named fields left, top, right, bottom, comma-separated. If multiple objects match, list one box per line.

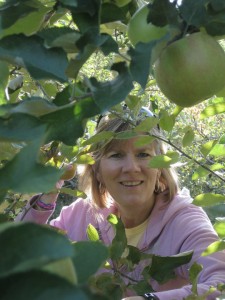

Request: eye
left=137, top=152, right=152, bottom=158
left=108, top=152, right=123, bottom=159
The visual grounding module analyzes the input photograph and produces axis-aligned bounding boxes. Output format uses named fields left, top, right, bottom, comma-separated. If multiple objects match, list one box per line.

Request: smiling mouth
left=120, top=181, right=143, bottom=187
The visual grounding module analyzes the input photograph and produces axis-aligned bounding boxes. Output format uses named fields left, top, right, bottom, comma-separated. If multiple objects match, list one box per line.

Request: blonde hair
left=79, top=116, right=179, bottom=208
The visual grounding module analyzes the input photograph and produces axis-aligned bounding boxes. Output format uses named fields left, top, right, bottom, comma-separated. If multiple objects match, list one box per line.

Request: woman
left=16, top=108, right=225, bottom=300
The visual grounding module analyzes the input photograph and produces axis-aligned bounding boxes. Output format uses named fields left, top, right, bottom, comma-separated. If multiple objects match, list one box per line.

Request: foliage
left=0, top=0, right=225, bottom=299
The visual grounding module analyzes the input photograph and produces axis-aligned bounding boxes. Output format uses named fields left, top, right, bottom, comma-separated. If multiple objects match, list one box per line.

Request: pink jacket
left=16, top=188, right=225, bottom=300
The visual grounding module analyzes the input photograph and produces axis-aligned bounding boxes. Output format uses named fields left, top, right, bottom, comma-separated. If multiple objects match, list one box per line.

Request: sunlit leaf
left=219, top=134, right=225, bottom=144
left=148, top=151, right=179, bottom=168
left=8, top=97, right=59, bottom=117
left=189, top=262, right=203, bottom=294
left=82, top=131, right=114, bottom=146
left=193, top=193, right=225, bottom=207
left=202, top=240, right=225, bottom=256
left=200, top=140, right=218, bottom=157
left=59, top=187, right=87, bottom=198
left=115, top=131, right=138, bottom=140
left=134, top=117, right=158, bottom=132
left=182, top=128, right=195, bottom=147
left=134, top=136, right=155, bottom=147
left=159, top=110, right=175, bottom=132
left=107, top=214, right=118, bottom=225
left=192, top=163, right=223, bottom=180
left=209, top=144, right=225, bottom=157
left=0, top=2, right=37, bottom=30
left=214, top=218, right=225, bottom=239
left=200, top=102, right=225, bottom=119
left=0, top=2, right=51, bottom=37
left=108, top=214, right=127, bottom=260
left=86, top=224, right=100, bottom=242
left=75, top=154, right=95, bottom=165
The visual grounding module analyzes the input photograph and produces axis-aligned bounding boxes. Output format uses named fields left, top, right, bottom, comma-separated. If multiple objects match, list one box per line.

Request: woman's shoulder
left=60, top=197, right=116, bottom=220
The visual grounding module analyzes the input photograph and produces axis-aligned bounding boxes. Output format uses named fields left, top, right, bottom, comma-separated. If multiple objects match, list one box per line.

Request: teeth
left=121, top=181, right=142, bottom=186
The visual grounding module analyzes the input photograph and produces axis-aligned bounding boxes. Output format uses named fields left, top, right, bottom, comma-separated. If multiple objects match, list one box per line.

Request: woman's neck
left=118, top=204, right=154, bottom=228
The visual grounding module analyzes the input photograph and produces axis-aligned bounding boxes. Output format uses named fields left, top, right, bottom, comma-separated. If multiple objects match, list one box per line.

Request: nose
left=122, top=154, right=141, bottom=173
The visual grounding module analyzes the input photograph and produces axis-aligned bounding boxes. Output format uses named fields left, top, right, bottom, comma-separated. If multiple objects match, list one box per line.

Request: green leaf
left=126, top=245, right=142, bottom=265
left=134, top=117, right=158, bottom=132
left=0, top=113, right=45, bottom=142
left=0, top=270, right=90, bottom=300
left=115, top=130, right=138, bottom=140
left=68, top=0, right=101, bottom=33
left=0, top=222, right=74, bottom=278
left=189, top=262, right=203, bottom=294
left=148, top=151, right=179, bottom=168
left=87, top=62, right=133, bottom=111
left=0, top=34, right=68, bottom=82
left=38, top=27, right=81, bottom=53
left=159, top=110, right=175, bottom=132
left=0, top=142, right=20, bottom=161
left=202, top=240, right=225, bottom=256
left=192, top=163, right=224, bottom=180
left=219, top=134, right=225, bottom=144
left=128, top=41, right=156, bottom=89
left=180, top=0, right=209, bottom=28
left=130, top=279, right=154, bottom=295
left=0, top=60, right=9, bottom=88
left=0, top=1, right=51, bottom=37
left=107, top=213, right=119, bottom=225
left=148, top=251, right=193, bottom=283
left=0, top=60, right=9, bottom=104
left=91, top=272, right=123, bottom=299
left=66, top=29, right=118, bottom=79
left=200, top=140, right=218, bottom=157
left=101, top=3, right=130, bottom=23
left=204, top=8, right=225, bottom=36
left=0, top=1, right=37, bottom=30
left=72, top=241, right=108, bottom=284
left=75, top=154, right=95, bottom=165
left=41, top=97, right=101, bottom=146
left=179, top=0, right=225, bottom=36
left=87, top=224, right=100, bottom=242
left=134, top=136, right=155, bottom=147
left=214, top=218, right=225, bottom=239
left=210, top=0, right=225, bottom=11
left=200, top=101, right=225, bottom=119
left=107, top=214, right=127, bottom=260
left=182, top=128, right=195, bottom=147
left=147, top=0, right=180, bottom=27
left=7, top=97, right=59, bottom=117
left=0, top=138, right=63, bottom=194
left=82, top=131, right=114, bottom=146
left=193, top=193, right=225, bottom=207
left=209, top=144, right=225, bottom=157
left=60, top=187, right=87, bottom=198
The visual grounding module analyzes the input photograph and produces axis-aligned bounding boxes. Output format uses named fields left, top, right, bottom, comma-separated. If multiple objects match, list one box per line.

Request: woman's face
left=97, top=137, right=160, bottom=212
